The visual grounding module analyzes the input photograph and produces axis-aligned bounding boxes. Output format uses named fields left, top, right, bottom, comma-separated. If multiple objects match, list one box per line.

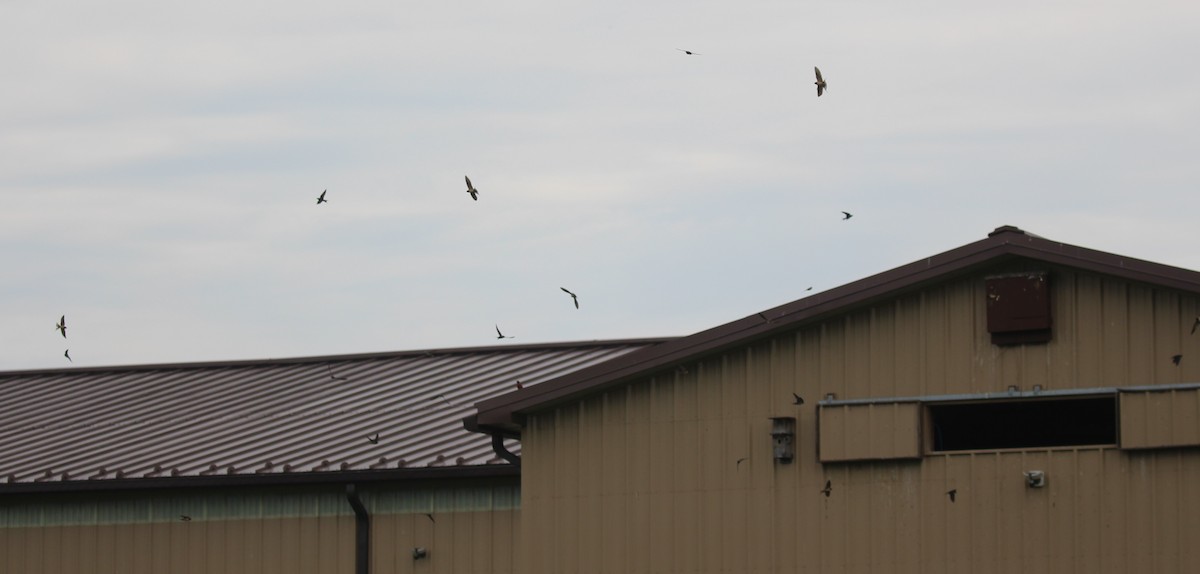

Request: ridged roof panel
left=0, top=339, right=668, bottom=486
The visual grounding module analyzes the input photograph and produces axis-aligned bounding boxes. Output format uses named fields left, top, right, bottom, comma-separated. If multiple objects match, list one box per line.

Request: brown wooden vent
left=985, top=272, right=1051, bottom=345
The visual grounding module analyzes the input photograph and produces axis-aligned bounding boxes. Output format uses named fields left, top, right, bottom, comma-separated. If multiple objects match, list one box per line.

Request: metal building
left=0, top=339, right=667, bottom=573
left=473, top=226, right=1200, bottom=573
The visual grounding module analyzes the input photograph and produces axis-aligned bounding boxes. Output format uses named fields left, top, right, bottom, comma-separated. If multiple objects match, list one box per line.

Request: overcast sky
left=2, top=0, right=1199, bottom=370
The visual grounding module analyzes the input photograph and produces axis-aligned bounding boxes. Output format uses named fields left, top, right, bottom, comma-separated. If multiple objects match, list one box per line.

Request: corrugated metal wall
left=0, top=481, right=520, bottom=574
left=521, top=264, right=1200, bottom=573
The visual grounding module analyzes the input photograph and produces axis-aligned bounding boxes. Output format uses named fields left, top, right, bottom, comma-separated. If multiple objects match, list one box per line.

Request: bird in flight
left=947, top=489, right=957, bottom=503
left=821, top=479, right=832, bottom=497
left=367, top=433, right=380, bottom=445
left=316, top=189, right=328, bottom=204
left=64, top=349, right=71, bottom=362
left=465, top=176, right=479, bottom=201
left=495, top=325, right=513, bottom=339
left=792, top=393, right=805, bottom=405
left=1191, top=316, right=1199, bottom=335
left=1173, top=354, right=1183, bottom=366
left=814, top=67, right=827, bottom=97
left=560, top=287, right=579, bottom=309
left=180, top=515, right=192, bottom=522
left=55, top=315, right=66, bottom=338
left=841, top=211, right=853, bottom=220
left=327, top=364, right=347, bottom=381
left=676, top=48, right=700, bottom=55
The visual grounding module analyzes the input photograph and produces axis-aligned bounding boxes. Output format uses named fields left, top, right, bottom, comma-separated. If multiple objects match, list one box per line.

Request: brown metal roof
left=474, top=226, right=1200, bottom=430
left=0, top=338, right=669, bottom=492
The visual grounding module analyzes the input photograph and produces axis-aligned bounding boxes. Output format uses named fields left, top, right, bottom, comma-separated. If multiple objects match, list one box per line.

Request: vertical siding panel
left=1047, top=451, right=1077, bottom=574
left=1153, top=453, right=1180, bottom=573
left=1101, top=279, right=1129, bottom=387
left=945, top=281, right=975, bottom=395
left=1075, top=274, right=1103, bottom=387
left=845, top=464, right=870, bottom=574
left=1169, top=389, right=1200, bottom=445
left=919, top=456, right=945, bottom=574
left=1074, top=450, right=1103, bottom=574
left=968, top=454, right=998, bottom=574
left=895, top=294, right=923, bottom=396
left=871, top=303, right=898, bottom=398
left=845, top=312, right=871, bottom=399
left=1179, top=453, right=1200, bottom=572
left=1153, top=290, right=1181, bottom=384
left=625, top=383, right=651, bottom=574
left=1050, top=271, right=1079, bottom=388
left=923, top=286, right=948, bottom=396
left=1127, top=285, right=1156, bottom=386
left=819, top=465, right=847, bottom=574
left=578, top=397, right=603, bottom=574
left=1099, top=449, right=1126, bottom=574
left=943, top=454, right=970, bottom=574
left=821, top=321, right=847, bottom=401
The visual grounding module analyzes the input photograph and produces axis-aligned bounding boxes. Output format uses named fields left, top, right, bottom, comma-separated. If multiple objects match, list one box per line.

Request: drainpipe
left=346, top=484, right=370, bottom=574
left=491, top=433, right=521, bottom=466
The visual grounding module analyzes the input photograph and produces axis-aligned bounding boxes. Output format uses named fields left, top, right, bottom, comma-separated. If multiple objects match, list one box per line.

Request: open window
left=927, top=395, right=1117, bottom=452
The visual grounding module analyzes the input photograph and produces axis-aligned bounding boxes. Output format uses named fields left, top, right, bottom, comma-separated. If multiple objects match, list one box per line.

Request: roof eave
left=474, top=226, right=1200, bottom=428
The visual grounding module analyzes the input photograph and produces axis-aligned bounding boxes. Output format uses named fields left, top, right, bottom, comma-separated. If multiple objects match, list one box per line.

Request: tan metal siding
left=1120, top=388, right=1200, bottom=449
left=521, top=264, right=1200, bottom=573
left=818, top=402, right=922, bottom=462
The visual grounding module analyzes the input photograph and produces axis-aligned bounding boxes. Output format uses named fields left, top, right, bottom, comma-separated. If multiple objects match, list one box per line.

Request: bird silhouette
left=1192, top=316, right=1199, bottom=335
left=367, top=433, right=380, bottom=444
left=425, top=513, right=436, bottom=523
left=676, top=48, right=700, bottom=55
left=821, top=479, right=832, bottom=497
left=316, top=189, right=327, bottom=204
left=495, top=325, right=513, bottom=339
left=947, top=489, right=957, bottom=502
left=841, top=211, right=853, bottom=220
left=814, top=67, right=827, bottom=97
left=64, top=349, right=71, bottom=362
left=180, top=515, right=192, bottom=522
left=792, top=393, right=805, bottom=405
left=561, top=287, right=579, bottom=309
left=465, top=176, right=479, bottom=201
left=1173, top=354, right=1183, bottom=366
left=806, top=286, right=813, bottom=291
left=736, top=457, right=748, bottom=468
left=55, top=315, right=66, bottom=338
left=516, top=380, right=524, bottom=389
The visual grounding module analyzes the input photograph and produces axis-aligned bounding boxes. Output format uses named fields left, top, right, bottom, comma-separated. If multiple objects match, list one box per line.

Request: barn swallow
left=495, top=325, right=513, bottom=339
left=317, top=189, right=327, bottom=204
left=64, top=349, right=71, bottom=362
left=465, top=176, right=479, bottom=201
left=1192, top=316, right=1199, bottom=335
left=180, top=515, right=192, bottom=522
left=327, top=364, right=347, bottom=381
left=792, top=393, right=805, bottom=405
left=821, top=479, right=832, bottom=497
left=736, top=457, right=748, bottom=468
left=841, top=211, right=853, bottom=220
left=425, top=513, right=436, bottom=523
left=1173, top=354, right=1183, bottom=366
left=516, top=380, right=524, bottom=389
left=560, top=287, right=579, bottom=309
left=814, top=67, right=827, bottom=97
left=676, top=48, right=700, bottom=55
left=947, top=489, right=957, bottom=502
left=367, top=433, right=380, bottom=444
left=56, top=315, right=66, bottom=338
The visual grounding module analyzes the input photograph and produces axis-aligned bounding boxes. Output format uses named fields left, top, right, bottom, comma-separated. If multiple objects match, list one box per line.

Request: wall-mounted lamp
left=413, top=547, right=428, bottom=560
left=1024, top=470, right=1046, bottom=488
left=769, top=417, right=796, bottom=463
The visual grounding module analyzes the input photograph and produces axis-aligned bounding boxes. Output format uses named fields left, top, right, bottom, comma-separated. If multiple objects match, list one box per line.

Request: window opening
left=928, top=396, right=1116, bottom=451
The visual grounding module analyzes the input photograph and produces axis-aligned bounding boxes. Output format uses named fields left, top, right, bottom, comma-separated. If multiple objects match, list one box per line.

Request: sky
left=2, top=0, right=1199, bottom=370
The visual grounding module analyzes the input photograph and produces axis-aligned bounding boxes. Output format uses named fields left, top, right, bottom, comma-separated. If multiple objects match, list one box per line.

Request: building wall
left=0, top=480, right=520, bottom=574
left=520, top=262, right=1200, bottom=573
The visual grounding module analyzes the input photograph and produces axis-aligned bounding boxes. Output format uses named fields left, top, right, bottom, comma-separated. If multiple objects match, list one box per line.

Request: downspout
left=346, top=484, right=370, bottom=574
left=491, top=433, right=521, bottom=466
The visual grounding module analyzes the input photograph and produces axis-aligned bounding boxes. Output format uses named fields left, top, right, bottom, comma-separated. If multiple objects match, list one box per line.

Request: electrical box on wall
left=985, top=272, right=1051, bottom=345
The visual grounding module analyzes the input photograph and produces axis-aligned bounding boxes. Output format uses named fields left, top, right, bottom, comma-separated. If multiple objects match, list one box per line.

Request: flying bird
left=180, top=515, right=192, bottom=522
left=1173, top=354, right=1183, bottom=366
left=55, top=315, right=66, bottom=338
left=1191, top=316, right=1199, bottom=335
left=676, top=48, right=700, bottom=55
left=425, top=513, right=436, bottom=523
left=465, top=176, right=479, bottom=201
left=316, top=189, right=327, bottom=204
left=841, top=211, right=853, bottom=220
left=821, top=479, right=832, bottom=497
left=64, top=349, right=71, bottom=362
left=495, top=325, right=513, bottom=339
left=367, top=433, right=380, bottom=445
left=560, top=287, right=579, bottom=309
left=792, top=393, right=805, bottom=405
left=947, top=489, right=957, bottom=503
left=806, top=286, right=813, bottom=291
left=736, top=457, right=748, bottom=468
left=327, top=364, right=347, bottom=381
left=814, top=66, right=827, bottom=97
